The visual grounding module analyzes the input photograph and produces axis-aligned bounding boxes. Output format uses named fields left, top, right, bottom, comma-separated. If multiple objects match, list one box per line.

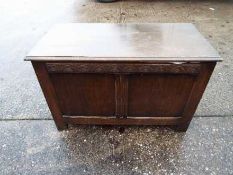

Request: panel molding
left=63, top=115, right=182, bottom=125
left=115, top=75, right=128, bottom=118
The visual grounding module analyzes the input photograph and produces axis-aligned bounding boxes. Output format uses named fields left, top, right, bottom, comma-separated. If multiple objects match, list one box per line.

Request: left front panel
left=49, top=73, right=116, bottom=116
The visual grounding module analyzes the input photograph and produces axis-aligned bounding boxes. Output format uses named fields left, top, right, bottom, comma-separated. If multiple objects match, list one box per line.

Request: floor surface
left=1, top=118, right=233, bottom=175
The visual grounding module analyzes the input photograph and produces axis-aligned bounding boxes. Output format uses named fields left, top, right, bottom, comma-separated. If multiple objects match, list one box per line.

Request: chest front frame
left=32, top=61, right=216, bottom=131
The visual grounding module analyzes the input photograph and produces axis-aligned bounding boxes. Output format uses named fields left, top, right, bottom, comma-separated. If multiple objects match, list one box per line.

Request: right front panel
left=128, top=74, right=196, bottom=117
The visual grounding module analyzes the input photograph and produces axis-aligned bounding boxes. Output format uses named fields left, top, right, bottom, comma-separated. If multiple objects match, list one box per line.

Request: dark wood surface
left=32, top=61, right=216, bottom=131
left=28, top=23, right=220, bottom=131
left=26, top=23, right=221, bottom=62
left=32, top=62, right=68, bottom=130
left=46, top=63, right=201, bottom=74
left=50, top=73, right=116, bottom=116
left=127, top=74, right=195, bottom=117
left=177, top=62, right=216, bottom=131
left=63, top=116, right=182, bottom=125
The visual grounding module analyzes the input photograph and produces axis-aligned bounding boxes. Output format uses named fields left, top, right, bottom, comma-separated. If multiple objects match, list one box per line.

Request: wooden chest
left=26, top=23, right=221, bottom=131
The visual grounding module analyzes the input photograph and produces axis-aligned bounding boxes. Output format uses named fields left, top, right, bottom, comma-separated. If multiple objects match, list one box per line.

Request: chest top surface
left=26, top=23, right=221, bottom=62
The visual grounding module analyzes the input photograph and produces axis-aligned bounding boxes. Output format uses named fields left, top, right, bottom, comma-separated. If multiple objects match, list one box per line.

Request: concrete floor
left=0, top=0, right=233, bottom=174
left=0, top=118, right=233, bottom=175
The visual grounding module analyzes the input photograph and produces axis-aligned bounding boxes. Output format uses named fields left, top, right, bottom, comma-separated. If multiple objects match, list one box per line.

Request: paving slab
left=0, top=0, right=233, bottom=119
left=0, top=117, right=232, bottom=175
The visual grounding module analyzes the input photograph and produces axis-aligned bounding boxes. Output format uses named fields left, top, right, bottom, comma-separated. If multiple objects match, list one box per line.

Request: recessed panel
left=128, top=74, right=195, bottom=117
left=50, top=73, right=115, bottom=116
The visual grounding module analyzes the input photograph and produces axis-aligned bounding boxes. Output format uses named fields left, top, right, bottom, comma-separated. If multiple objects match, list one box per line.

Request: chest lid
left=26, top=23, right=221, bottom=62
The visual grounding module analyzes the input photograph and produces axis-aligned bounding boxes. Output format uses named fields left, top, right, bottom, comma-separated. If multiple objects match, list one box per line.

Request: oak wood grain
left=28, top=24, right=220, bottom=131
left=32, top=62, right=67, bottom=130
left=46, top=63, right=201, bottom=74
left=26, top=23, right=221, bottom=62
left=63, top=116, right=182, bottom=125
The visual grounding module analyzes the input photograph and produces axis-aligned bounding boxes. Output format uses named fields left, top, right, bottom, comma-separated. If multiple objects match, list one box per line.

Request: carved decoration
left=46, top=63, right=201, bottom=74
